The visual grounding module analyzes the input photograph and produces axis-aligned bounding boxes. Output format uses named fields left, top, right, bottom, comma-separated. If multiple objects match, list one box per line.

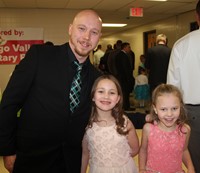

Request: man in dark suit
left=115, top=42, right=135, bottom=111
left=107, top=40, right=122, bottom=77
left=145, top=34, right=171, bottom=95
left=0, top=10, right=102, bottom=173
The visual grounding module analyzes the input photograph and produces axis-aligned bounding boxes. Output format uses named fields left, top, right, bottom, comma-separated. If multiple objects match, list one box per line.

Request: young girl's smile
left=92, top=79, right=120, bottom=111
left=153, top=93, right=181, bottom=130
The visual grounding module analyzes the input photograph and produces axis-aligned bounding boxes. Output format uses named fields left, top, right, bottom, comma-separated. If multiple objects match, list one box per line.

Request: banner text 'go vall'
left=0, top=28, right=44, bottom=64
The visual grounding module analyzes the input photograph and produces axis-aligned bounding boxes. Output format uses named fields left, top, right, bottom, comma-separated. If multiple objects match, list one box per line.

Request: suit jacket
left=107, top=49, right=121, bottom=76
left=145, top=44, right=171, bottom=89
left=115, top=50, right=134, bottom=92
left=0, top=43, right=101, bottom=173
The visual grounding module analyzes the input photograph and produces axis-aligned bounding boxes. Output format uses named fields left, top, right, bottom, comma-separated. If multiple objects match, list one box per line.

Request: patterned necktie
left=69, top=61, right=83, bottom=113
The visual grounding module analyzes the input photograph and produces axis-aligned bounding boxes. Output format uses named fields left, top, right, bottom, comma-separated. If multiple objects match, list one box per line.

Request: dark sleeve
left=131, top=51, right=135, bottom=71
left=0, top=45, right=38, bottom=155
left=145, top=49, right=151, bottom=70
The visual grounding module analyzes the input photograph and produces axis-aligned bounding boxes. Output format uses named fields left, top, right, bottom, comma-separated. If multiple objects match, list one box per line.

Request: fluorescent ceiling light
left=102, top=23, right=127, bottom=27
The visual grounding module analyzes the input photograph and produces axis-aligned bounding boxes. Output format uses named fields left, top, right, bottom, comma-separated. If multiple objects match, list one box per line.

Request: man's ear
left=68, top=24, right=73, bottom=35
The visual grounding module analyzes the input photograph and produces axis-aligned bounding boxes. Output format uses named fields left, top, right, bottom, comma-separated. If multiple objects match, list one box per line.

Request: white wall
left=0, top=8, right=197, bottom=92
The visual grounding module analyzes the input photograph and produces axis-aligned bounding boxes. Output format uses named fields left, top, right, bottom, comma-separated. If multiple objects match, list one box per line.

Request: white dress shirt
left=93, top=49, right=104, bottom=66
left=167, top=28, right=200, bottom=104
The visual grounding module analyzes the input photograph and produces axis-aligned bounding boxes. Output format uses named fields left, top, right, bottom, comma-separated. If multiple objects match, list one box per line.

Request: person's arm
left=3, top=155, right=16, bottom=173
left=81, top=134, right=89, bottom=173
left=0, top=45, right=38, bottom=155
left=144, top=49, right=150, bottom=73
left=182, top=124, right=195, bottom=173
left=134, top=77, right=138, bottom=90
left=126, top=118, right=139, bottom=157
left=139, top=123, right=150, bottom=173
left=167, top=43, right=181, bottom=87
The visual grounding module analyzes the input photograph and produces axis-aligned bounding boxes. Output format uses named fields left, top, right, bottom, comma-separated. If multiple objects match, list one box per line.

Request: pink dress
left=146, top=124, right=186, bottom=173
left=85, top=122, right=138, bottom=173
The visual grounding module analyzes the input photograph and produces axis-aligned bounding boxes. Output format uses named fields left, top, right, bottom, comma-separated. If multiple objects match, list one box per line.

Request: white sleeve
left=167, top=43, right=181, bottom=88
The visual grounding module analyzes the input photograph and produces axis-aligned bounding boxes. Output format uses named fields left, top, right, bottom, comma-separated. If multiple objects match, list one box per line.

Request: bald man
left=0, top=10, right=102, bottom=173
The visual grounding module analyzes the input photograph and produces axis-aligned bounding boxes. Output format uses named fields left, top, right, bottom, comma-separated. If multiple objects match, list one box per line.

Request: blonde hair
left=156, top=34, right=167, bottom=44
left=150, top=84, right=188, bottom=129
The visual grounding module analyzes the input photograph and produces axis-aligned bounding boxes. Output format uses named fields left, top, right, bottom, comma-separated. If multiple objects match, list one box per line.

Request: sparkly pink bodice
left=146, top=124, right=186, bottom=173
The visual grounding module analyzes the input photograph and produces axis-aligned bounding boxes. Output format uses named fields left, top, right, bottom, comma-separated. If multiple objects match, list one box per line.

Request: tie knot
left=74, top=61, right=82, bottom=71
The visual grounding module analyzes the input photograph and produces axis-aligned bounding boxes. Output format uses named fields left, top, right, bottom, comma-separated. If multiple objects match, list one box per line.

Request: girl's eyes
left=160, top=107, right=179, bottom=111
left=172, top=107, right=178, bottom=111
left=96, top=90, right=116, bottom=95
left=97, top=90, right=103, bottom=93
left=161, top=108, right=167, bottom=111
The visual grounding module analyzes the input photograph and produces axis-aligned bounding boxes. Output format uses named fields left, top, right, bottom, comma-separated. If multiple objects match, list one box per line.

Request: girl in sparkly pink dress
left=81, top=75, right=139, bottom=173
left=139, top=84, right=195, bottom=173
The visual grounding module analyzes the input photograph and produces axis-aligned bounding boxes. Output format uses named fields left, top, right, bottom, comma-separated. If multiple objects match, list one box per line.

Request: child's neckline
left=94, top=120, right=115, bottom=127
left=155, top=123, right=178, bottom=133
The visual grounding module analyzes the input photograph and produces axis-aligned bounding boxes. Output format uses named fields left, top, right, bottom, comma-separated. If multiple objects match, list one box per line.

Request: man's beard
left=74, top=47, right=91, bottom=57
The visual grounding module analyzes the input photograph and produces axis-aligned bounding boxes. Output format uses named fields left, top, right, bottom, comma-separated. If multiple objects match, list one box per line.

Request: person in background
left=105, top=44, right=113, bottom=53
left=138, top=54, right=146, bottom=75
left=107, top=40, right=122, bottom=77
left=115, top=42, right=135, bottom=111
left=81, top=74, right=139, bottom=173
left=139, top=84, right=195, bottom=173
left=0, top=87, right=1, bottom=101
left=0, top=9, right=102, bottom=173
left=167, top=1, right=200, bottom=172
left=98, top=44, right=113, bottom=73
left=145, top=34, right=171, bottom=95
left=134, top=67, right=149, bottom=108
left=44, top=41, right=54, bottom=45
left=93, top=44, right=105, bottom=69
left=129, top=49, right=135, bottom=72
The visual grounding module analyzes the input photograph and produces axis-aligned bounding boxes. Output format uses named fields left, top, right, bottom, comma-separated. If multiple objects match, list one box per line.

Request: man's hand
left=3, top=155, right=16, bottom=173
left=145, top=114, right=152, bottom=122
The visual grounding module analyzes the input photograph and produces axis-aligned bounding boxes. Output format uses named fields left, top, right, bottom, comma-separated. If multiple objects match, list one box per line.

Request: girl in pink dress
left=81, top=74, right=139, bottom=173
left=139, top=84, right=195, bottom=173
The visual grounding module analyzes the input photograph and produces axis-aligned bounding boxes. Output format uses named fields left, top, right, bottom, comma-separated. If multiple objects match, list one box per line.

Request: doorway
left=143, top=30, right=156, bottom=55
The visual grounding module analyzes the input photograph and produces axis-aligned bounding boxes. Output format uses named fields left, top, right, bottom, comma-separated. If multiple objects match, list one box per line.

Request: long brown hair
left=87, top=74, right=128, bottom=135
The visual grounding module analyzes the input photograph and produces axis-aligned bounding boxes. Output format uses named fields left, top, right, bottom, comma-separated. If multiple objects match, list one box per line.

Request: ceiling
left=0, top=0, right=197, bottom=36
